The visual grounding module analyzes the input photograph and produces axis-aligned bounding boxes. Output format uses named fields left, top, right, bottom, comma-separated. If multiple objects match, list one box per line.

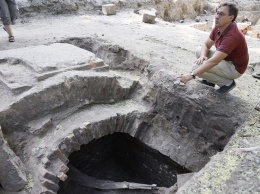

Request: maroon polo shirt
left=209, top=22, right=249, bottom=74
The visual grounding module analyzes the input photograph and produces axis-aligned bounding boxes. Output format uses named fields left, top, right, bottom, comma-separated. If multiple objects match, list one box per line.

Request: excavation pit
left=0, top=35, right=251, bottom=194
left=58, top=132, right=190, bottom=193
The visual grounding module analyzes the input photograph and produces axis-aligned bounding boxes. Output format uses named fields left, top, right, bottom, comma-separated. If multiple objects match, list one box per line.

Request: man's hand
left=194, top=56, right=207, bottom=65
left=178, top=74, right=193, bottom=84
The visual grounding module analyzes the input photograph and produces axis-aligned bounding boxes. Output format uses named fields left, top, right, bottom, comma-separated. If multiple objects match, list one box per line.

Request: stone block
left=41, top=169, right=60, bottom=184
left=57, top=172, right=68, bottom=181
left=58, top=161, right=69, bottom=174
left=73, top=128, right=86, bottom=145
left=51, top=148, right=69, bottom=164
left=64, top=134, right=81, bottom=152
left=82, top=126, right=95, bottom=143
left=0, top=126, right=27, bottom=191
left=102, top=4, right=117, bottom=15
left=142, top=11, right=156, bottom=24
left=41, top=180, right=59, bottom=192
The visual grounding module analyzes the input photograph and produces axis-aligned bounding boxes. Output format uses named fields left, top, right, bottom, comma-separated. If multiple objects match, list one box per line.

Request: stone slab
left=0, top=43, right=100, bottom=73
left=0, top=43, right=105, bottom=94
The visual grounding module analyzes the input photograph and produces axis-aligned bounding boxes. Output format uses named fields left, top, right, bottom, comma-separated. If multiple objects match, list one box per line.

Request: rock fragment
left=102, top=4, right=116, bottom=15
left=0, top=126, right=27, bottom=191
left=142, top=11, right=156, bottom=24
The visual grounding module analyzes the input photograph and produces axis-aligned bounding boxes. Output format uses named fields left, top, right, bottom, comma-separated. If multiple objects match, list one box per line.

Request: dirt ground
left=0, top=8, right=259, bottom=194
left=1, top=9, right=259, bottom=106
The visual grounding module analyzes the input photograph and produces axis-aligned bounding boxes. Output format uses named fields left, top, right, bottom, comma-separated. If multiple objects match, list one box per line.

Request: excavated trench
left=50, top=37, right=247, bottom=193
left=58, top=133, right=190, bottom=193
left=0, top=36, right=248, bottom=193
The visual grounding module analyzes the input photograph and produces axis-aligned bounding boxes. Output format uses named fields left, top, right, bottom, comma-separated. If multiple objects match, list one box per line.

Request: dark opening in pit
left=58, top=132, right=190, bottom=193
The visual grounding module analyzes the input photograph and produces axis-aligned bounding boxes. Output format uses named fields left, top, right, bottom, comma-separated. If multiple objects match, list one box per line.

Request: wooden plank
left=67, top=164, right=157, bottom=190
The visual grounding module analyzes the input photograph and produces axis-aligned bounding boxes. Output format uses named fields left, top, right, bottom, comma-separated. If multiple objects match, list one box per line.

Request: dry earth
left=1, top=9, right=259, bottom=106
left=0, top=8, right=260, bottom=194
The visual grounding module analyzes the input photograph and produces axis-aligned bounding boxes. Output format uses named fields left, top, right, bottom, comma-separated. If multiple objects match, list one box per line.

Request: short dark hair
left=219, top=3, right=238, bottom=22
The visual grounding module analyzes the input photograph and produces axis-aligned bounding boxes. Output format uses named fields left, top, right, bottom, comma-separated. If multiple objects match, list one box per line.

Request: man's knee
left=192, top=63, right=199, bottom=71
left=195, top=47, right=201, bottom=58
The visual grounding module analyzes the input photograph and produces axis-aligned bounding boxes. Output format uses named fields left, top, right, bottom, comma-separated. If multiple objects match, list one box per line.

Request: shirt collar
left=217, top=22, right=235, bottom=36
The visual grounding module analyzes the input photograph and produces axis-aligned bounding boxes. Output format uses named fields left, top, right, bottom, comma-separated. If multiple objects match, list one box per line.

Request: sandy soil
left=0, top=8, right=260, bottom=194
left=1, top=10, right=259, bottom=105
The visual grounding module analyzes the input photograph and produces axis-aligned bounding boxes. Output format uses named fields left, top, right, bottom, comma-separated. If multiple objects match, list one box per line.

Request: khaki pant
left=192, top=47, right=242, bottom=86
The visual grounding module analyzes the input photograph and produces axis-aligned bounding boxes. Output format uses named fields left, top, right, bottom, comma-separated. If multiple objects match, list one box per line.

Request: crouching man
left=179, top=3, right=249, bottom=94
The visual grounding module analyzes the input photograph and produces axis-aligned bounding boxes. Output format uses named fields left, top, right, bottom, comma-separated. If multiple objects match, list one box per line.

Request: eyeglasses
left=215, top=11, right=229, bottom=17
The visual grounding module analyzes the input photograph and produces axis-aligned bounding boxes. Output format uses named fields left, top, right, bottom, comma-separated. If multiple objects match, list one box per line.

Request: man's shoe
left=199, top=79, right=215, bottom=87
left=215, top=80, right=236, bottom=94
left=252, top=73, right=260, bottom=79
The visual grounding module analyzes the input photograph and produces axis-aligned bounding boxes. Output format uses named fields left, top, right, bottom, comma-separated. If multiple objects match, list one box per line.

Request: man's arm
left=192, top=50, right=228, bottom=76
left=179, top=38, right=228, bottom=84
left=195, top=37, right=215, bottom=65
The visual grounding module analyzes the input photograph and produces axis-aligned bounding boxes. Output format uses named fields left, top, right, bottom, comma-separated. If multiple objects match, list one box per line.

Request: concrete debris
left=142, top=11, right=156, bottom=24
left=102, top=4, right=117, bottom=15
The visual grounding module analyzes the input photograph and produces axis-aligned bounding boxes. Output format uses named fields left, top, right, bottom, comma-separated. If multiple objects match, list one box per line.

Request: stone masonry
left=0, top=0, right=260, bottom=193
